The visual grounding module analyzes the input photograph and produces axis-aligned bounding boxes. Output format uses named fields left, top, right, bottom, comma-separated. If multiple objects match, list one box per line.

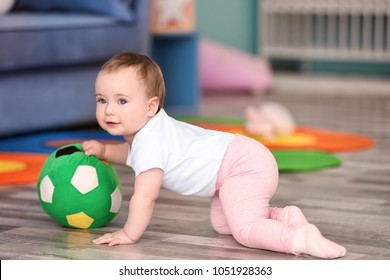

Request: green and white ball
left=37, top=143, right=122, bottom=229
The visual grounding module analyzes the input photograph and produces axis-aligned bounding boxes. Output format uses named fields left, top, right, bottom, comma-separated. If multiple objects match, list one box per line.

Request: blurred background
left=197, top=0, right=390, bottom=163
left=1, top=0, right=389, bottom=162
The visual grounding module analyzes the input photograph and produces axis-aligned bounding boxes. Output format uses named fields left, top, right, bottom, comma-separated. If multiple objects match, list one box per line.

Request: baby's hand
left=92, top=229, right=136, bottom=246
left=82, top=140, right=105, bottom=159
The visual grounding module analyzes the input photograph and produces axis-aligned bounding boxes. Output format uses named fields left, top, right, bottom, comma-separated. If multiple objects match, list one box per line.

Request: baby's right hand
left=82, top=140, right=105, bottom=159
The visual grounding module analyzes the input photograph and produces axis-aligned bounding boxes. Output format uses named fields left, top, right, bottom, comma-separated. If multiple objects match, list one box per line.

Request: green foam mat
left=271, top=150, right=341, bottom=172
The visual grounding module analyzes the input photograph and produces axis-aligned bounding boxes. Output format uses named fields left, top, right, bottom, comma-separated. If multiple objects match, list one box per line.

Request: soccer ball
left=37, top=143, right=122, bottom=229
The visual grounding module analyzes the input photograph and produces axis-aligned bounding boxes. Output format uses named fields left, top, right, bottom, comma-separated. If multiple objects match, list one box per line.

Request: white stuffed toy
left=244, top=101, right=296, bottom=140
left=0, top=0, right=15, bottom=14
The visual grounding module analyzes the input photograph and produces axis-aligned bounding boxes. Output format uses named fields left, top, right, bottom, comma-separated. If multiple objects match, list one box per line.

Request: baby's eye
left=118, top=99, right=127, bottom=105
left=97, top=98, right=106, bottom=104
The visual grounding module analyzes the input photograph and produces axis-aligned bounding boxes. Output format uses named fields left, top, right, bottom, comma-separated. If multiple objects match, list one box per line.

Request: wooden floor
left=1, top=73, right=390, bottom=260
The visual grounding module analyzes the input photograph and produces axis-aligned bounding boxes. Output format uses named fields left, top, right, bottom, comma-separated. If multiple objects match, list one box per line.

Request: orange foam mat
left=0, top=153, right=48, bottom=186
left=191, top=122, right=374, bottom=152
left=295, top=126, right=374, bottom=152
left=228, top=128, right=317, bottom=149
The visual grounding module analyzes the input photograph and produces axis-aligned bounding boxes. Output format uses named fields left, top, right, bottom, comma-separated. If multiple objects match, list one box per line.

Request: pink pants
left=211, top=134, right=296, bottom=254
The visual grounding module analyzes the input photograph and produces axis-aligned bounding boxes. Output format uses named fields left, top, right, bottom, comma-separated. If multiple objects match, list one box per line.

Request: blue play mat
left=0, top=130, right=124, bottom=154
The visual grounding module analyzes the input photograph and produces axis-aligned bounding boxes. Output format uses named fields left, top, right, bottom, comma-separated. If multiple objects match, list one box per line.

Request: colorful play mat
left=176, top=115, right=373, bottom=173
left=176, top=115, right=374, bottom=153
left=0, top=152, right=48, bottom=185
left=0, top=130, right=124, bottom=186
left=0, top=117, right=373, bottom=185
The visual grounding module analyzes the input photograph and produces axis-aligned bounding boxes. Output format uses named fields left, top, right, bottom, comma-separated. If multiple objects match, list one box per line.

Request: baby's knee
left=230, top=226, right=255, bottom=248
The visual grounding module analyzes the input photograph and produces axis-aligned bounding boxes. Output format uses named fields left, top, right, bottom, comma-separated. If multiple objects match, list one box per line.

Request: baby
left=82, top=51, right=346, bottom=259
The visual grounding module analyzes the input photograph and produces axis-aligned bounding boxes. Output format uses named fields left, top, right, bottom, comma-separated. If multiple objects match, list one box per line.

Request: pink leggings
left=211, top=134, right=297, bottom=254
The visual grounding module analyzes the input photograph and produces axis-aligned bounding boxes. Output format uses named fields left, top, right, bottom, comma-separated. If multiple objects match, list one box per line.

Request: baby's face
left=94, top=67, right=155, bottom=139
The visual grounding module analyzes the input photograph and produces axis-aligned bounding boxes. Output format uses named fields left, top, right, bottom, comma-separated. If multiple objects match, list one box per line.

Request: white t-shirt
left=126, top=109, right=235, bottom=197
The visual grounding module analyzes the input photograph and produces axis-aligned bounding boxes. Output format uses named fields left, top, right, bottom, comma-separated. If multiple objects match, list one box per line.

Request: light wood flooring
left=0, top=72, right=389, bottom=260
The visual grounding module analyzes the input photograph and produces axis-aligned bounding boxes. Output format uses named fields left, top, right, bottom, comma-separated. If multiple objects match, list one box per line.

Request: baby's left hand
left=92, top=229, right=136, bottom=246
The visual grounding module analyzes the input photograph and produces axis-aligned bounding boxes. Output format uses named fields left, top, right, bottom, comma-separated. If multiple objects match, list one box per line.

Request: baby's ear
left=147, top=96, right=159, bottom=116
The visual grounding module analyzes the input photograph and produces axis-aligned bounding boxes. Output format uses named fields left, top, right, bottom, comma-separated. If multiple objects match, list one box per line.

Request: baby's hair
left=101, top=52, right=165, bottom=113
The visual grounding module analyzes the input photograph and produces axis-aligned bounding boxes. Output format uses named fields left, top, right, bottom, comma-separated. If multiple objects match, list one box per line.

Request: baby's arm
left=92, top=168, right=163, bottom=246
left=82, top=140, right=128, bottom=165
left=123, top=168, right=163, bottom=241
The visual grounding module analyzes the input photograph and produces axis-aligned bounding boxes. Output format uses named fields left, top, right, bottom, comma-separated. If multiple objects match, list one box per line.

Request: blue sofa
left=0, top=0, right=151, bottom=137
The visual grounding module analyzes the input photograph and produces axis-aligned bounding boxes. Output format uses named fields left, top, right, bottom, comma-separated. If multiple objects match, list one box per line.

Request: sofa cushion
left=0, top=12, right=145, bottom=72
left=13, top=0, right=134, bottom=22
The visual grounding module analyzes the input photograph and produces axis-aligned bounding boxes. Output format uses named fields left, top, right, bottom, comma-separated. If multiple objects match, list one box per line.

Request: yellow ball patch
left=66, top=212, right=94, bottom=229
